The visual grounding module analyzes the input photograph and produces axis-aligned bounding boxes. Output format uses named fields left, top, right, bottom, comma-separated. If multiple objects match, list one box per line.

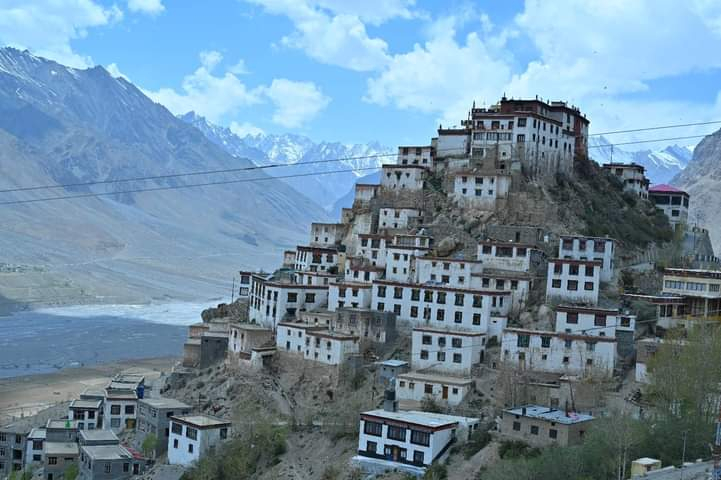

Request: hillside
left=180, top=112, right=392, bottom=210
left=0, top=47, right=328, bottom=306
left=672, top=127, right=721, bottom=252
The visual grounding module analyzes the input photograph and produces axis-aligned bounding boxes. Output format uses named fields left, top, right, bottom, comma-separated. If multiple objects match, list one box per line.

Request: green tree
left=64, top=463, right=79, bottom=480
left=142, top=433, right=158, bottom=458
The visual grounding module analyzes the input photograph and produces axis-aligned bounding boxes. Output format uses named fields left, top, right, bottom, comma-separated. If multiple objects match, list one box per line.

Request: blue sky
left=3, top=0, right=721, bottom=148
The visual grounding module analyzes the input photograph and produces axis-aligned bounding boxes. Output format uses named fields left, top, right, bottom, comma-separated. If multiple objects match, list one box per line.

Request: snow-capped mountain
left=589, top=135, right=693, bottom=185
left=180, top=113, right=392, bottom=210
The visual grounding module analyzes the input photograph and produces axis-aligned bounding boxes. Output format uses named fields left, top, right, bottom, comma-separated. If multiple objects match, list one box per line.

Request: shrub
left=498, top=440, right=540, bottom=459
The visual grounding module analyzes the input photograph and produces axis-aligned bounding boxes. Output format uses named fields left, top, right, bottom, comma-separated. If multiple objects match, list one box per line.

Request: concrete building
left=304, top=331, right=360, bottom=365
left=103, top=385, right=141, bottom=434
left=397, top=145, right=434, bottom=167
left=546, top=259, right=601, bottom=305
left=69, top=398, right=103, bottom=431
left=248, top=274, right=329, bottom=328
left=276, top=321, right=327, bottom=355
left=136, top=398, right=192, bottom=458
left=78, top=430, right=120, bottom=447
left=378, top=208, right=421, bottom=231
left=344, top=258, right=385, bottom=284
left=499, top=405, right=594, bottom=447
left=371, top=279, right=510, bottom=338
left=46, top=420, right=79, bottom=443
left=354, top=409, right=480, bottom=473
left=452, top=171, right=511, bottom=209
left=602, top=163, right=649, bottom=199
left=477, top=241, right=539, bottom=272
left=384, top=246, right=430, bottom=283
left=228, top=323, right=274, bottom=367
left=411, top=327, right=485, bottom=376
left=25, top=428, right=45, bottom=468
left=470, top=270, right=532, bottom=313
left=167, top=415, right=231, bottom=467
left=43, top=441, right=79, bottom=480
left=554, top=305, right=634, bottom=337
left=380, top=165, right=427, bottom=191
left=395, top=372, right=474, bottom=407
left=328, top=282, right=373, bottom=311
left=353, top=184, right=380, bottom=206
left=502, top=328, right=616, bottom=377
left=630, top=458, right=662, bottom=477
left=635, top=338, right=661, bottom=384
left=649, top=184, right=690, bottom=230
left=199, top=332, right=229, bottom=369
left=377, top=360, right=410, bottom=387
left=357, top=234, right=390, bottom=268
left=558, top=235, right=615, bottom=282
left=0, top=423, right=29, bottom=475
left=662, top=268, right=721, bottom=322
left=79, top=444, right=144, bottom=479
left=294, top=245, right=341, bottom=273
left=309, top=222, right=346, bottom=248
left=414, top=257, right=483, bottom=288
left=332, top=308, right=397, bottom=344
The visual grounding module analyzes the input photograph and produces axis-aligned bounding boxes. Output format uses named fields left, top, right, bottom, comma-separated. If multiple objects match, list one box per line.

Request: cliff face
left=672, top=128, right=721, bottom=252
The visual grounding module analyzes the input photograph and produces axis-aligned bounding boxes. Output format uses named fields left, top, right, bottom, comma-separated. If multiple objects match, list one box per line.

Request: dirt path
left=0, top=357, right=177, bottom=424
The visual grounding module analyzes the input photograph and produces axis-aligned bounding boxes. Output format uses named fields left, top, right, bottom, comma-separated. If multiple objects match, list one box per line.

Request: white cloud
left=228, top=59, right=249, bottom=75
left=366, top=15, right=512, bottom=125
left=261, top=78, right=331, bottom=128
left=230, top=121, right=265, bottom=137
left=0, top=0, right=121, bottom=68
left=145, top=52, right=330, bottom=128
left=245, top=0, right=392, bottom=71
left=106, top=62, right=129, bottom=80
left=127, top=0, right=165, bottom=15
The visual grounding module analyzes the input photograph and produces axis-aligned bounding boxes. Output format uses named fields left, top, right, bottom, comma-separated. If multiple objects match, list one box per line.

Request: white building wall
left=276, top=324, right=324, bottom=355
left=554, top=308, right=635, bottom=337
left=304, top=334, right=359, bottom=365
left=501, top=329, right=616, bottom=377
left=436, top=131, right=469, bottom=158
left=358, top=235, right=388, bottom=268
left=545, top=260, right=601, bottom=304
left=344, top=264, right=382, bottom=284
left=354, top=185, right=378, bottom=205
left=328, top=283, right=373, bottom=311
left=103, top=398, right=137, bottom=433
left=381, top=166, right=426, bottom=191
left=378, top=208, right=421, bottom=230
left=395, top=376, right=472, bottom=407
left=452, top=174, right=511, bottom=209
left=249, top=284, right=329, bottom=329
left=414, top=258, right=483, bottom=288
left=558, top=236, right=615, bottom=282
left=358, top=418, right=451, bottom=466
left=469, top=274, right=530, bottom=312
left=167, top=424, right=227, bottom=467
left=411, top=329, right=483, bottom=375
left=397, top=146, right=434, bottom=166
left=310, top=223, right=343, bottom=247
left=477, top=243, right=534, bottom=272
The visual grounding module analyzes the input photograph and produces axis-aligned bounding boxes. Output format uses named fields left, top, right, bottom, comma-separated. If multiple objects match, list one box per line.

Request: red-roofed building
left=649, top=184, right=689, bottom=230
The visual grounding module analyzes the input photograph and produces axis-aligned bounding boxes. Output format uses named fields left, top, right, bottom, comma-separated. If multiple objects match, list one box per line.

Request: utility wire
left=0, top=123, right=715, bottom=197
left=590, top=120, right=721, bottom=137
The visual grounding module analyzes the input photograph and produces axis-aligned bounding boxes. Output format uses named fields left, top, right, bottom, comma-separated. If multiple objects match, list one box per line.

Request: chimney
left=383, top=389, right=397, bottom=413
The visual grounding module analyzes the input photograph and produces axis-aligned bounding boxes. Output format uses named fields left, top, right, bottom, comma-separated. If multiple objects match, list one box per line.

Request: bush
left=498, top=440, right=540, bottom=460
left=461, top=428, right=492, bottom=459
left=423, top=463, right=448, bottom=480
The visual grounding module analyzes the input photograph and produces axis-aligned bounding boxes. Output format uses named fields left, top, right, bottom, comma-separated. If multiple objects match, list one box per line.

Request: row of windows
left=511, top=421, right=558, bottom=439
left=109, top=404, right=134, bottom=415
left=376, top=303, right=484, bottom=325
left=550, top=279, right=596, bottom=291
left=421, top=335, right=463, bottom=347
left=516, top=335, right=597, bottom=351
left=376, top=287, right=485, bottom=306
left=419, top=350, right=463, bottom=363
left=561, top=239, right=608, bottom=253
left=397, top=381, right=461, bottom=397
left=552, top=263, right=595, bottom=276
left=480, top=244, right=528, bottom=257
left=363, top=421, right=431, bottom=446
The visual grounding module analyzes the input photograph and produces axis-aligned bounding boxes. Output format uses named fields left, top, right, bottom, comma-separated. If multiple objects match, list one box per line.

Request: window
left=530, top=425, right=539, bottom=435
left=287, top=292, right=297, bottom=302
left=420, top=350, right=429, bottom=360
left=104, top=463, right=112, bottom=473
left=584, top=282, right=594, bottom=291
left=411, top=430, right=430, bottom=446
left=541, top=336, right=551, bottom=348
left=436, top=309, right=445, bottom=321
left=473, top=313, right=481, bottom=325
left=410, top=306, right=418, bottom=318
left=586, top=266, right=594, bottom=277
left=393, top=304, right=401, bottom=315
left=452, top=338, right=462, bottom=348
left=366, top=441, right=377, bottom=453
left=453, top=353, right=462, bottom=363
left=424, top=384, right=434, bottom=394
left=413, top=450, right=425, bottom=464
left=454, top=293, right=464, bottom=306
left=517, top=335, right=530, bottom=347
left=123, top=463, right=129, bottom=473
left=394, top=287, right=403, bottom=299
left=411, top=289, right=420, bottom=301
left=563, top=356, right=570, bottom=364
left=567, top=280, right=578, bottom=291
left=364, top=421, right=382, bottom=436
left=594, top=314, right=606, bottom=327
left=186, top=427, right=198, bottom=440
left=111, top=405, right=121, bottom=415
left=512, top=422, right=521, bottom=431
left=437, top=292, right=446, bottom=304
left=387, top=426, right=406, bottom=441
left=377, top=302, right=385, bottom=311
left=173, top=439, right=179, bottom=448
left=552, top=279, right=562, bottom=288
left=569, top=265, right=579, bottom=275
left=188, top=443, right=194, bottom=453
left=422, top=335, right=432, bottom=345
left=554, top=263, right=562, bottom=274
left=305, top=293, right=316, bottom=303
left=48, top=457, right=58, bottom=465
left=424, top=291, right=433, bottom=302
left=473, top=295, right=482, bottom=308
left=377, top=286, right=386, bottom=298
left=454, top=311, right=463, bottom=324
left=125, top=405, right=134, bottom=415
left=549, top=429, right=558, bottom=439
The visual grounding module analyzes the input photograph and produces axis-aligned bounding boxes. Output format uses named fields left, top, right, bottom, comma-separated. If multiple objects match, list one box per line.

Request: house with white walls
left=167, top=415, right=231, bottom=467
left=414, top=257, right=483, bottom=289
left=395, top=372, right=474, bottom=407
left=545, top=259, right=601, bottom=305
left=411, top=327, right=485, bottom=376
left=451, top=171, right=511, bottom=209
left=477, top=241, right=539, bottom=272
left=378, top=208, right=421, bottom=231
left=558, top=235, right=615, bottom=282
left=328, top=281, right=373, bottom=311
left=397, top=145, right=434, bottom=166
left=276, top=322, right=327, bottom=355
left=304, top=331, right=360, bottom=365
left=309, top=222, right=346, bottom=248
left=381, top=165, right=427, bottom=191
left=357, top=234, right=390, bottom=268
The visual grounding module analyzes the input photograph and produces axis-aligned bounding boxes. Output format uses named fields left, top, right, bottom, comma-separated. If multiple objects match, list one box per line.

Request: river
left=0, top=302, right=211, bottom=378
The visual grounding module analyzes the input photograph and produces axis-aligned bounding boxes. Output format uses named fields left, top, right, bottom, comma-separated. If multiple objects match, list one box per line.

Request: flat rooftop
left=379, top=359, right=408, bottom=368
left=70, top=399, right=102, bottom=409
left=81, top=444, right=132, bottom=460
left=398, top=371, right=473, bottom=385
left=28, top=428, right=46, bottom=440
left=44, top=442, right=79, bottom=456
left=504, top=405, right=594, bottom=425
left=170, top=415, right=231, bottom=429
left=79, top=430, right=119, bottom=443
left=47, top=419, right=78, bottom=430
left=361, top=409, right=478, bottom=429
left=140, top=397, right=191, bottom=410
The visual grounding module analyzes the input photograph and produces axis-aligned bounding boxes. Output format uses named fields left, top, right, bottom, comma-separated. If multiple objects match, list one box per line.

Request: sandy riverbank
left=0, top=356, right=178, bottom=425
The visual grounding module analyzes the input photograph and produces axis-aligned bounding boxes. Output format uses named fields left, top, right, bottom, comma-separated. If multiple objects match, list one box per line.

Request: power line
left=590, top=120, right=721, bottom=137
left=0, top=166, right=381, bottom=206
left=587, top=134, right=708, bottom=148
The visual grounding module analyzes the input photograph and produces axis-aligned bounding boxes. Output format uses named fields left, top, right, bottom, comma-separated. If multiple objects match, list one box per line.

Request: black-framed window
left=410, top=429, right=430, bottom=446
left=387, top=425, right=406, bottom=441
left=364, top=421, right=382, bottom=437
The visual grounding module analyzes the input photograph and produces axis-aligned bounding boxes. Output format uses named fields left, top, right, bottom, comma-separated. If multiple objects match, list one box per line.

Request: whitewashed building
left=452, top=172, right=511, bottom=209
left=304, top=331, right=360, bottom=365
left=436, top=128, right=470, bottom=160
left=344, top=258, right=385, bottom=284
left=294, top=245, right=340, bottom=273
left=358, top=234, right=390, bottom=268
left=295, top=271, right=336, bottom=287
left=354, top=184, right=380, bottom=206
left=248, top=276, right=329, bottom=328
left=477, top=241, right=537, bottom=272
left=328, top=282, right=373, bottom=311
left=354, top=409, right=479, bottom=472
left=276, top=322, right=327, bottom=355
left=470, top=270, right=532, bottom=312
left=378, top=208, right=421, bottom=231
left=411, top=327, right=485, bottom=376
left=554, top=305, right=635, bottom=337
left=384, top=246, right=431, bottom=282
left=662, top=268, right=721, bottom=320
left=502, top=328, right=616, bottom=377
left=545, top=259, right=601, bottom=305
left=558, top=235, right=615, bottom=282
left=414, top=257, right=483, bottom=288
left=395, top=372, right=474, bottom=407
left=381, top=165, right=427, bottom=191
left=602, top=163, right=649, bottom=199
left=309, top=222, right=346, bottom=248
left=167, top=415, right=230, bottom=467
left=649, top=184, right=690, bottom=230
left=397, top=145, right=434, bottom=167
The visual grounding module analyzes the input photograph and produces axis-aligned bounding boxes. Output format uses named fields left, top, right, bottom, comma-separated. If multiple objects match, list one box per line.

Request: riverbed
left=0, top=302, right=211, bottom=378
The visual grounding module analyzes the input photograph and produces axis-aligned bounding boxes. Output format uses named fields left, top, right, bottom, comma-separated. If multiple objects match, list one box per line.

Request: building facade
left=545, top=259, right=601, bottom=304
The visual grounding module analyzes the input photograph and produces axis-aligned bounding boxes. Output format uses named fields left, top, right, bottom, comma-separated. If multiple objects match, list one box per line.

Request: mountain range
left=0, top=47, right=328, bottom=305
left=180, top=112, right=392, bottom=210
left=589, top=136, right=693, bottom=185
